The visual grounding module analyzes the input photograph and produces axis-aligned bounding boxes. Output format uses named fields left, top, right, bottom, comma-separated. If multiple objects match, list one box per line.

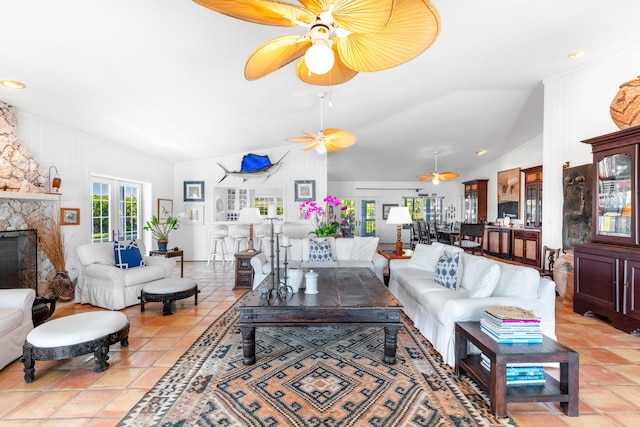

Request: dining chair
left=458, top=223, right=484, bottom=255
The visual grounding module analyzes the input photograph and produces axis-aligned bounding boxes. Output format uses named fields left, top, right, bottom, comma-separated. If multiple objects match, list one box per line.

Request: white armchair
left=0, top=288, right=35, bottom=370
left=76, top=240, right=175, bottom=310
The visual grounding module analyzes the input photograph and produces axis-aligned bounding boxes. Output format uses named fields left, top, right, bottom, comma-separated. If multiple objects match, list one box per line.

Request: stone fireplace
left=1, top=101, right=60, bottom=296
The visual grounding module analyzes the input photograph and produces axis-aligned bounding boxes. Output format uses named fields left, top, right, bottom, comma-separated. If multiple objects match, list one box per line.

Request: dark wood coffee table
left=455, top=321, right=579, bottom=418
left=237, top=268, right=404, bottom=365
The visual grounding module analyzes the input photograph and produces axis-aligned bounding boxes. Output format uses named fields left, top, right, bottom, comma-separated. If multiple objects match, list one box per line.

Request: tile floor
left=1, top=261, right=640, bottom=426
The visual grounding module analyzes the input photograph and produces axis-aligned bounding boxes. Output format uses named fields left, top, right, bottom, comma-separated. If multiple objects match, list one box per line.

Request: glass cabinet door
left=595, top=148, right=633, bottom=241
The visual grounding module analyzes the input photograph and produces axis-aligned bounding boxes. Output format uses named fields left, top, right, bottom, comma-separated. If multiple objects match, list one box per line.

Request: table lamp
left=386, top=206, right=412, bottom=254
left=238, top=207, right=263, bottom=252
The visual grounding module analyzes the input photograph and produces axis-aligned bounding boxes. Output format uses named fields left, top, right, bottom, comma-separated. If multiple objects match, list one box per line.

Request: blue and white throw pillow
left=434, top=251, right=460, bottom=290
left=114, top=240, right=145, bottom=269
left=308, top=239, right=335, bottom=262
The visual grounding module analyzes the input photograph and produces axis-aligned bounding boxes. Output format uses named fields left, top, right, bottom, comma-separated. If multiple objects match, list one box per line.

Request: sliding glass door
left=91, top=177, right=141, bottom=243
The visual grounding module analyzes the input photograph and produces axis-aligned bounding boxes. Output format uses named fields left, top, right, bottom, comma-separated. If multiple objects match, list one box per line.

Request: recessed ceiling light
left=568, top=51, right=585, bottom=59
left=0, top=80, right=26, bottom=89
left=476, top=150, right=486, bottom=156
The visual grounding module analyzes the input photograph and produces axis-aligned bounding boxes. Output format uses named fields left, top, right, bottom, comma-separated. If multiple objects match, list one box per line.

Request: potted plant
left=143, top=215, right=180, bottom=251
left=299, top=195, right=346, bottom=237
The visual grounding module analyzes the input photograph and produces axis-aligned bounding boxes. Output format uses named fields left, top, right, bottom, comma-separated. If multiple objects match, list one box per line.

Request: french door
left=91, top=177, right=142, bottom=243
left=338, top=198, right=378, bottom=237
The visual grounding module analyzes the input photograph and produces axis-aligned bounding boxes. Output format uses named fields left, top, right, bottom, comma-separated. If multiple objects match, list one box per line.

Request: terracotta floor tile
left=128, top=367, right=169, bottom=388
left=579, top=364, right=634, bottom=386
left=578, top=347, right=635, bottom=364
left=89, top=368, right=145, bottom=388
left=99, top=388, right=147, bottom=418
left=40, top=419, right=94, bottom=427
left=606, top=413, right=640, bottom=427
left=53, top=389, right=121, bottom=418
left=607, top=385, right=640, bottom=409
left=605, top=364, right=640, bottom=385
left=510, top=413, right=571, bottom=427
left=614, top=348, right=640, bottom=363
left=564, top=413, right=620, bottom=426
left=0, top=391, right=39, bottom=417
left=4, top=390, right=80, bottom=419
left=579, top=386, right=638, bottom=412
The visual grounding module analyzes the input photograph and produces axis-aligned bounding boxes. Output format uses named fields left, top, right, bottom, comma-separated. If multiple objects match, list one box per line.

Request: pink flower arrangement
left=300, top=195, right=345, bottom=237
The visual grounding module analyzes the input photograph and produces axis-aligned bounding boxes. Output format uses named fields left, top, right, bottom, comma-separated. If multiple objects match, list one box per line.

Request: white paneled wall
left=542, top=45, right=640, bottom=250
left=172, top=145, right=327, bottom=260
left=15, top=111, right=174, bottom=271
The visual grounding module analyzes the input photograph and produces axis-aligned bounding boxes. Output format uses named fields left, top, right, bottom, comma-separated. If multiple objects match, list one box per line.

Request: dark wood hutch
left=463, top=179, right=488, bottom=223
left=574, top=126, right=640, bottom=333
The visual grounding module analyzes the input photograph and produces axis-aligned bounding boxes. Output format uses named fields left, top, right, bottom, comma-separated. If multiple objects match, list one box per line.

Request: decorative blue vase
left=157, top=240, right=168, bottom=252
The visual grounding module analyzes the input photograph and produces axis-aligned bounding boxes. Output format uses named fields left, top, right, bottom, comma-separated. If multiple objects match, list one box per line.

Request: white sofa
left=250, top=236, right=386, bottom=289
left=389, top=242, right=556, bottom=367
left=0, top=288, right=35, bottom=370
left=76, top=240, right=176, bottom=310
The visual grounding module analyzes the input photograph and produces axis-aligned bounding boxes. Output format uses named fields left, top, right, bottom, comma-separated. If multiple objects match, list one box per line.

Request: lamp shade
left=386, top=206, right=412, bottom=225
left=238, top=207, right=262, bottom=225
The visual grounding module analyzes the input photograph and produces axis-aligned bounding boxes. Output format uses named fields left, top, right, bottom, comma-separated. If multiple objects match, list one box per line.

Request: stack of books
left=480, top=354, right=546, bottom=386
left=480, top=305, right=543, bottom=344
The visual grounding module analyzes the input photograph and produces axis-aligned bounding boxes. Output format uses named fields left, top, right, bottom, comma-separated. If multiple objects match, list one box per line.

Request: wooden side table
left=234, top=251, right=260, bottom=289
left=149, top=249, right=184, bottom=278
left=378, top=249, right=413, bottom=284
left=455, top=321, right=579, bottom=418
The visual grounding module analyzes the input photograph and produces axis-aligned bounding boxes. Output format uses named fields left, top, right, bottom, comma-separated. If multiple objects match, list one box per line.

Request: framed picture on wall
left=497, top=168, right=520, bottom=218
left=382, top=204, right=398, bottom=220
left=60, top=208, right=80, bottom=226
left=184, top=181, right=205, bottom=202
left=157, top=199, right=173, bottom=223
left=184, top=204, right=204, bottom=225
left=294, top=180, right=316, bottom=201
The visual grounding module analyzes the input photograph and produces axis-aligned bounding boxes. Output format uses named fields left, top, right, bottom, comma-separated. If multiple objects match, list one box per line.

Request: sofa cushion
left=334, top=237, right=353, bottom=260
left=309, top=239, right=336, bottom=262
left=407, top=243, right=443, bottom=271
left=434, top=251, right=460, bottom=290
left=114, top=240, right=145, bottom=269
left=0, top=308, right=22, bottom=335
left=349, top=236, right=379, bottom=261
left=460, top=254, right=501, bottom=298
left=123, top=265, right=166, bottom=286
left=492, top=263, right=539, bottom=299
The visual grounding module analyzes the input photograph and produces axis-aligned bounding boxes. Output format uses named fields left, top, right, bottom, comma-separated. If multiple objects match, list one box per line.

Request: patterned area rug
left=119, top=300, right=515, bottom=426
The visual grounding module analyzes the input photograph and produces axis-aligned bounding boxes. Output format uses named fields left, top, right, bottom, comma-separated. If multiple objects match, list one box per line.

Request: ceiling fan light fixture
left=316, top=142, right=327, bottom=154
left=432, top=176, right=440, bottom=185
left=305, top=22, right=335, bottom=75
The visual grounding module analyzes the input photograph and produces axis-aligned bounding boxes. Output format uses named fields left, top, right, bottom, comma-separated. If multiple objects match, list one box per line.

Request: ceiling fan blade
left=300, top=0, right=394, bottom=34
left=245, top=35, right=311, bottom=80
left=417, top=173, right=435, bottom=181
left=323, top=128, right=356, bottom=149
left=303, top=142, right=320, bottom=151
left=336, top=0, right=440, bottom=72
left=437, top=171, right=460, bottom=181
left=286, top=136, right=316, bottom=143
left=296, top=43, right=358, bottom=85
left=194, top=0, right=314, bottom=27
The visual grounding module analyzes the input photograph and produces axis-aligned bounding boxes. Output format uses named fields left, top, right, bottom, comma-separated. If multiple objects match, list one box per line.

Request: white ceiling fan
left=417, top=151, right=459, bottom=184
left=286, top=93, right=356, bottom=154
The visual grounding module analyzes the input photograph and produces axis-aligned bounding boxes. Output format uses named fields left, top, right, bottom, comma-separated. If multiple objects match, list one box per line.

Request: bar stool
left=207, top=225, right=229, bottom=264
left=255, top=223, right=271, bottom=251
left=230, top=224, right=250, bottom=253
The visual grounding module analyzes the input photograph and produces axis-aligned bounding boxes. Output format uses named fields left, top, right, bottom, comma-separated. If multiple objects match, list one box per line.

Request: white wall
left=542, top=45, right=640, bottom=250
left=172, top=145, right=327, bottom=260
left=16, top=111, right=174, bottom=273
left=328, top=180, right=462, bottom=244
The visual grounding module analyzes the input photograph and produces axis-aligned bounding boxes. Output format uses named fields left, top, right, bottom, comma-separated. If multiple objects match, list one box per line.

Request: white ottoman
left=22, top=311, right=129, bottom=383
left=140, top=278, right=199, bottom=315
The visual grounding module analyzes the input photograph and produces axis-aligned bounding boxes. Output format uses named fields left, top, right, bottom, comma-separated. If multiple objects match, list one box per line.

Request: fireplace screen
left=0, top=229, right=38, bottom=294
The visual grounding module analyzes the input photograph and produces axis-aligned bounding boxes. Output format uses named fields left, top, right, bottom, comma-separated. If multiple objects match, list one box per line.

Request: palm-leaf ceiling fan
left=287, top=93, right=355, bottom=153
left=417, top=151, right=459, bottom=184
left=193, top=0, right=440, bottom=85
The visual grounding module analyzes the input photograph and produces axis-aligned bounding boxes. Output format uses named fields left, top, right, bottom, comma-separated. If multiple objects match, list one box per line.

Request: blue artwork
left=217, top=151, right=288, bottom=183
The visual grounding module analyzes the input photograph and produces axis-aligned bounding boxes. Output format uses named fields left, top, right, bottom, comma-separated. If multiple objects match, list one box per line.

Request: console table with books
left=455, top=321, right=579, bottom=417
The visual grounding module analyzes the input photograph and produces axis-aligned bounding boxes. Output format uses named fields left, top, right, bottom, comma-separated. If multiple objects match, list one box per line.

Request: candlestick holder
left=265, top=218, right=289, bottom=301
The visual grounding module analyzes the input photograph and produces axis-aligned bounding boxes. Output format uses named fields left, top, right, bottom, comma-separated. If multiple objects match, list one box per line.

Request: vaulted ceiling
left=2, top=0, right=640, bottom=182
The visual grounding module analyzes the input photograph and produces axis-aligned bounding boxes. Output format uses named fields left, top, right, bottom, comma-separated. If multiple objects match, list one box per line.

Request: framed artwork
left=158, top=199, right=173, bottom=223
left=294, top=180, right=316, bottom=201
left=184, top=181, right=205, bottom=202
left=382, top=204, right=398, bottom=220
left=497, top=167, right=520, bottom=218
left=60, top=208, right=80, bottom=226
left=184, top=204, right=204, bottom=225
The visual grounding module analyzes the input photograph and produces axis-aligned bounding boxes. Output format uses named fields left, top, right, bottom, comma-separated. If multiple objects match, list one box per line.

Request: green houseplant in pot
left=143, top=215, right=180, bottom=251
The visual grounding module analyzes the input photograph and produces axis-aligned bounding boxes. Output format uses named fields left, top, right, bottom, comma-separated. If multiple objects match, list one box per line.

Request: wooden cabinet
left=512, top=229, right=541, bottom=267
left=483, top=227, right=512, bottom=259
left=522, top=166, right=543, bottom=227
left=235, top=251, right=259, bottom=289
left=463, top=179, right=488, bottom=223
left=574, top=243, right=640, bottom=333
left=574, top=127, right=640, bottom=334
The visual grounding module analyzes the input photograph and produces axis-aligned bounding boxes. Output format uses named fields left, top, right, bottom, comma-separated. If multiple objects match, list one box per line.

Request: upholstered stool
left=22, top=311, right=129, bottom=383
left=230, top=224, right=250, bottom=253
left=207, top=225, right=230, bottom=264
left=140, top=278, right=199, bottom=315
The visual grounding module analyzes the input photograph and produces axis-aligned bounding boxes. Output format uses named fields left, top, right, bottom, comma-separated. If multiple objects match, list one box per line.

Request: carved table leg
left=384, top=325, right=401, bottom=364
left=239, top=326, right=256, bottom=365
left=22, top=343, right=35, bottom=383
left=93, top=339, right=110, bottom=373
